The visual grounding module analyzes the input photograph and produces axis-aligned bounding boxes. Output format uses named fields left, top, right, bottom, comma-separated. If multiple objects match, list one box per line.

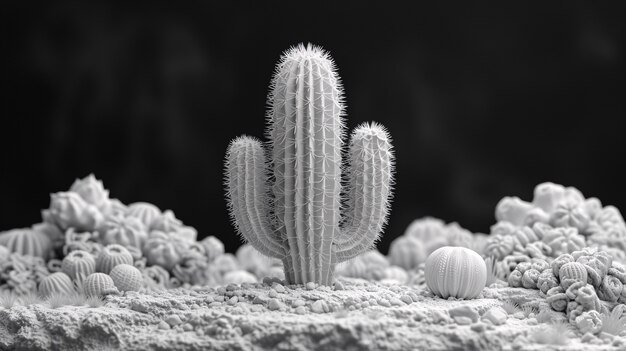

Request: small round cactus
left=559, top=262, right=588, bottom=290
left=425, top=246, right=487, bottom=299
left=388, top=235, right=427, bottom=270
left=39, top=272, right=75, bottom=298
left=96, top=244, right=134, bottom=274
left=0, top=228, right=52, bottom=259
left=109, top=264, right=142, bottom=292
left=84, top=272, right=116, bottom=297
left=62, top=250, right=96, bottom=281
left=126, top=202, right=162, bottom=228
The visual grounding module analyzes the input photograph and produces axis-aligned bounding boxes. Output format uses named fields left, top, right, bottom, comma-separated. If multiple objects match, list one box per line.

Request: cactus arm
left=225, top=136, right=285, bottom=259
left=315, top=57, right=344, bottom=284
left=335, top=123, right=394, bottom=263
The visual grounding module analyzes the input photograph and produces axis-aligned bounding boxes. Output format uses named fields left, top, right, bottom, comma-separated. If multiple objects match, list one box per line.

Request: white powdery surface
left=0, top=278, right=624, bottom=351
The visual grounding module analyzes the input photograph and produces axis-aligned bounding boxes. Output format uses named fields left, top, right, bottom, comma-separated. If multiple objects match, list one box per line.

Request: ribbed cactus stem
left=225, top=44, right=394, bottom=285
left=225, top=137, right=285, bottom=259
left=335, top=123, right=394, bottom=262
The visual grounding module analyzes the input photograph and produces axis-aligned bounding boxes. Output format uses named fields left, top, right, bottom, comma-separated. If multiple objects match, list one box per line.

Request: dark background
left=2, top=2, right=625, bottom=254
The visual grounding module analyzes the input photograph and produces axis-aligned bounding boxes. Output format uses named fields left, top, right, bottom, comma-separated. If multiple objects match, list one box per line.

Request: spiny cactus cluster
left=225, top=43, right=394, bottom=285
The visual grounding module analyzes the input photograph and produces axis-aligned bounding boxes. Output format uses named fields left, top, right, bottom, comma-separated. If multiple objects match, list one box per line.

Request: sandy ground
left=0, top=278, right=624, bottom=351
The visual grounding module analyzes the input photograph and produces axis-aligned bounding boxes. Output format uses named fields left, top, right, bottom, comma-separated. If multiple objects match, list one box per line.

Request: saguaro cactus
left=225, top=44, right=394, bottom=285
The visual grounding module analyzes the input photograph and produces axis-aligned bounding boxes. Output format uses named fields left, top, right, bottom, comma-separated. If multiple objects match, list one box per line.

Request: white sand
left=0, top=278, right=623, bottom=351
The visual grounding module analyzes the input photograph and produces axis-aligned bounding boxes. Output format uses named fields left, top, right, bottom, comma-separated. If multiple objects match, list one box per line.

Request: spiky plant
left=19, top=292, right=44, bottom=306
left=46, top=292, right=75, bottom=309
left=600, top=306, right=626, bottom=336
left=501, top=300, right=520, bottom=315
left=46, top=292, right=86, bottom=309
left=484, top=256, right=501, bottom=286
left=531, top=321, right=573, bottom=345
left=521, top=304, right=540, bottom=318
left=225, top=43, right=394, bottom=285
left=536, top=309, right=555, bottom=324
left=0, top=291, right=19, bottom=309
left=85, top=295, right=105, bottom=308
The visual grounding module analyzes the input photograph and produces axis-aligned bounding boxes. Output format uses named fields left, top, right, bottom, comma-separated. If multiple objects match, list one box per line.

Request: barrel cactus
left=83, top=272, right=116, bottom=297
left=39, top=272, right=75, bottom=298
left=559, top=262, right=588, bottom=290
left=224, top=44, right=394, bottom=285
left=109, top=264, right=142, bottom=292
left=424, top=246, right=487, bottom=299
left=0, top=228, right=52, bottom=259
left=96, top=244, right=134, bottom=274
left=61, top=250, right=96, bottom=281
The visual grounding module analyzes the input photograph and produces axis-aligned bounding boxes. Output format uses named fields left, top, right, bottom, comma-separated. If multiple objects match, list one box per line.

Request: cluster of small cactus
left=0, top=173, right=263, bottom=298
left=424, top=246, right=487, bottom=299
left=484, top=182, right=626, bottom=280
left=479, top=183, right=626, bottom=334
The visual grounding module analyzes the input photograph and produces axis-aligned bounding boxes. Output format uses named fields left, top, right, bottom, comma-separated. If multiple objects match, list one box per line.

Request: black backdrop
left=2, top=2, right=625, bottom=254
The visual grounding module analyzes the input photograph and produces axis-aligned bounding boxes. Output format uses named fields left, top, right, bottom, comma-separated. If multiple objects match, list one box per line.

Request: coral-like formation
left=335, top=250, right=390, bottom=281
left=143, top=231, right=187, bottom=271
left=559, top=262, right=589, bottom=290
left=388, top=235, right=427, bottom=270
left=0, top=252, right=49, bottom=295
left=200, top=236, right=225, bottom=262
left=403, top=217, right=481, bottom=255
left=99, top=216, right=148, bottom=249
left=126, top=202, right=162, bottom=228
left=425, top=246, right=487, bottom=299
left=486, top=182, right=626, bottom=284
left=69, top=174, right=110, bottom=211
left=224, top=44, right=394, bottom=285
left=46, top=192, right=104, bottom=231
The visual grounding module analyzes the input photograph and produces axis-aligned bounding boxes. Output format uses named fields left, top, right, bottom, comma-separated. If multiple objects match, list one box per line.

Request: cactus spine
left=225, top=44, right=394, bottom=285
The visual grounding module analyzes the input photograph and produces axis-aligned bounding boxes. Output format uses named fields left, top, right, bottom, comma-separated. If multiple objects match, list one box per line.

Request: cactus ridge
left=61, top=250, right=96, bottom=281
left=225, top=44, right=394, bottom=285
left=84, top=272, right=115, bottom=297
left=39, top=272, right=75, bottom=298
left=96, top=244, right=134, bottom=274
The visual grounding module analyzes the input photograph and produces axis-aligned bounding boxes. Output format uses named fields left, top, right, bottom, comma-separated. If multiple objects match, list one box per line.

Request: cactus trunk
left=225, top=44, right=394, bottom=285
left=268, top=48, right=343, bottom=285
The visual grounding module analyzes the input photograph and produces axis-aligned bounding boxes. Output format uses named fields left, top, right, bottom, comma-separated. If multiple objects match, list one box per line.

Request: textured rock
left=482, top=307, right=508, bottom=325
left=0, top=279, right=623, bottom=351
